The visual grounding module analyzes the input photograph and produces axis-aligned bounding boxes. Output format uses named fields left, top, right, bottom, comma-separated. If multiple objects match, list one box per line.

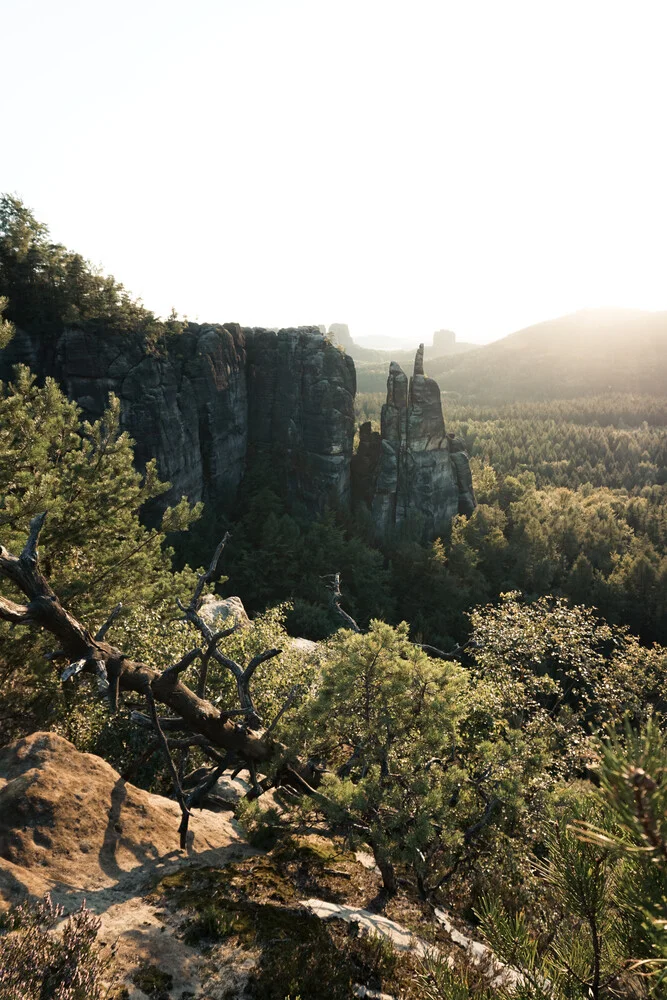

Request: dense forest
left=0, top=197, right=666, bottom=999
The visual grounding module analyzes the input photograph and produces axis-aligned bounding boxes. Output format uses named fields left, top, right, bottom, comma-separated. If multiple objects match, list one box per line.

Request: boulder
left=0, top=732, right=243, bottom=899
left=199, top=594, right=251, bottom=630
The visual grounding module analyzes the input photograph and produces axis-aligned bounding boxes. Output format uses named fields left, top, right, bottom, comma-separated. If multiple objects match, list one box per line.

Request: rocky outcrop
left=352, top=346, right=476, bottom=538
left=0, top=732, right=243, bottom=896
left=0, top=323, right=356, bottom=520
left=327, top=323, right=354, bottom=350
left=1, top=321, right=472, bottom=537
left=246, top=328, right=356, bottom=512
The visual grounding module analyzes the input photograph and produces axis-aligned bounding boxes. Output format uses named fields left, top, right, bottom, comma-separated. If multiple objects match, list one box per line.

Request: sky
left=2, top=0, right=667, bottom=346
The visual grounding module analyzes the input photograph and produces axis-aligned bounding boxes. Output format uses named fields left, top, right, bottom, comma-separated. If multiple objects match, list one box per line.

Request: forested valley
left=0, top=197, right=666, bottom=999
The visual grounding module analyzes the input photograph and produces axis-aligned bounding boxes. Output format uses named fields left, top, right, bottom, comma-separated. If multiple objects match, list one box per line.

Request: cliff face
left=246, top=329, right=356, bottom=512
left=0, top=323, right=356, bottom=518
left=352, top=345, right=476, bottom=538
left=1, top=326, right=470, bottom=537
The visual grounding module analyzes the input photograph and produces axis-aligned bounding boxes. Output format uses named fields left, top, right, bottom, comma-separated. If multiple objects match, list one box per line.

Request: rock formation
left=428, top=328, right=456, bottom=357
left=0, top=323, right=356, bottom=520
left=352, top=345, right=476, bottom=538
left=0, top=732, right=244, bottom=899
left=327, top=323, right=354, bottom=351
left=246, top=327, right=356, bottom=513
left=1, top=322, right=472, bottom=539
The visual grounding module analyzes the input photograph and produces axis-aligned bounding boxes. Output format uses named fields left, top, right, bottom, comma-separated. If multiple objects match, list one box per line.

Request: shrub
left=0, top=894, right=121, bottom=1000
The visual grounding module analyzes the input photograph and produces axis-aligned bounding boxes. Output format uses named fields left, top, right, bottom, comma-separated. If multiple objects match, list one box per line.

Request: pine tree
left=0, top=365, right=201, bottom=741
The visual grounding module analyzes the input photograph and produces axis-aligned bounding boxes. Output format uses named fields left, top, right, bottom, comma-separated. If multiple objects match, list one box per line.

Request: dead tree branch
left=175, top=554, right=283, bottom=723
left=198, top=626, right=237, bottom=699
left=415, top=639, right=476, bottom=662
left=0, top=515, right=319, bottom=831
left=160, top=647, right=203, bottom=685
left=145, top=687, right=191, bottom=847
left=263, top=685, right=299, bottom=740
left=323, top=572, right=362, bottom=633
left=326, top=570, right=474, bottom=662
left=95, top=603, right=124, bottom=641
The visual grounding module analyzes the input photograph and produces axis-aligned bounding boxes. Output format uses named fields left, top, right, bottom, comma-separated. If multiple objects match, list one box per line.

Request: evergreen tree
left=0, top=365, right=201, bottom=742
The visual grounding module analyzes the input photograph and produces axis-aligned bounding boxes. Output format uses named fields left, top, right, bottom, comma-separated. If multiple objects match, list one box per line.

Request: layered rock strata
left=352, top=345, right=476, bottom=537
left=1, top=324, right=472, bottom=538
left=0, top=323, right=356, bottom=519
left=246, top=328, right=356, bottom=512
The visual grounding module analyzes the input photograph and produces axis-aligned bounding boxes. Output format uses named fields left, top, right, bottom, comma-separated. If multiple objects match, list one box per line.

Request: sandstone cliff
left=352, top=345, right=476, bottom=538
left=1, top=325, right=472, bottom=539
left=246, top=328, right=356, bottom=513
left=0, top=323, right=356, bottom=519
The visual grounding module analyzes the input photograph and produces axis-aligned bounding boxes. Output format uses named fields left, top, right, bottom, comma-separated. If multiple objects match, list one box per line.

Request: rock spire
left=352, top=346, right=476, bottom=538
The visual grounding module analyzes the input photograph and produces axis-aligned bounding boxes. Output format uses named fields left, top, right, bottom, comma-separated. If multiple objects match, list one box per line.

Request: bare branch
left=417, top=640, right=475, bottom=662
left=186, top=531, right=231, bottom=614
left=95, top=603, right=124, bottom=641
left=160, top=647, right=203, bottom=685
left=263, top=685, right=298, bottom=740
left=61, top=659, right=88, bottom=683
left=418, top=643, right=461, bottom=661
left=198, top=626, right=237, bottom=698
left=130, top=711, right=191, bottom=731
left=145, top=687, right=191, bottom=848
left=186, top=755, right=235, bottom=810
left=242, top=648, right=282, bottom=683
left=208, top=647, right=243, bottom=680
left=199, top=744, right=233, bottom=767
left=324, top=572, right=362, bottom=633
left=326, top=572, right=478, bottom=665
left=0, top=594, right=32, bottom=625
left=0, top=513, right=92, bottom=649
left=24, top=511, right=47, bottom=564
left=175, top=543, right=278, bottom=720
left=248, top=759, right=261, bottom=797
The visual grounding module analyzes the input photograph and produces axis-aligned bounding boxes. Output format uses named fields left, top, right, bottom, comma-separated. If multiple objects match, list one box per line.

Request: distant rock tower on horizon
left=429, top=329, right=456, bottom=356
left=327, top=323, right=354, bottom=350
left=352, top=345, right=476, bottom=538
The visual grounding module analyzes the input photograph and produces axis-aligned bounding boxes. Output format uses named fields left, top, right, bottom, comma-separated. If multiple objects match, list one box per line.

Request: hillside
left=356, top=308, right=667, bottom=400
left=429, top=308, right=667, bottom=403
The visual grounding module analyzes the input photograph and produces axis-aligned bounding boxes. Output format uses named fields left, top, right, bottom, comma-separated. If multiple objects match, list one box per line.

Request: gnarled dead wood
left=0, top=514, right=318, bottom=830
left=323, top=572, right=362, bottom=633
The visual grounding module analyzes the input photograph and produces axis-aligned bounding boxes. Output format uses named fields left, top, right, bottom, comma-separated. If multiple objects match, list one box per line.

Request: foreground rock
left=0, top=732, right=258, bottom=999
left=0, top=731, right=247, bottom=900
left=0, top=738, right=513, bottom=998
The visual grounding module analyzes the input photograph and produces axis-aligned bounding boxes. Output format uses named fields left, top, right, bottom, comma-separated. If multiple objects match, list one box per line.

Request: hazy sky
left=3, top=0, right=667, bottom=344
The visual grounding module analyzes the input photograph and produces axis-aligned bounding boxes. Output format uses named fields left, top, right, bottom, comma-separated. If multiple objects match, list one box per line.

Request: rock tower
left=352, top=345, right=476, bottom=538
